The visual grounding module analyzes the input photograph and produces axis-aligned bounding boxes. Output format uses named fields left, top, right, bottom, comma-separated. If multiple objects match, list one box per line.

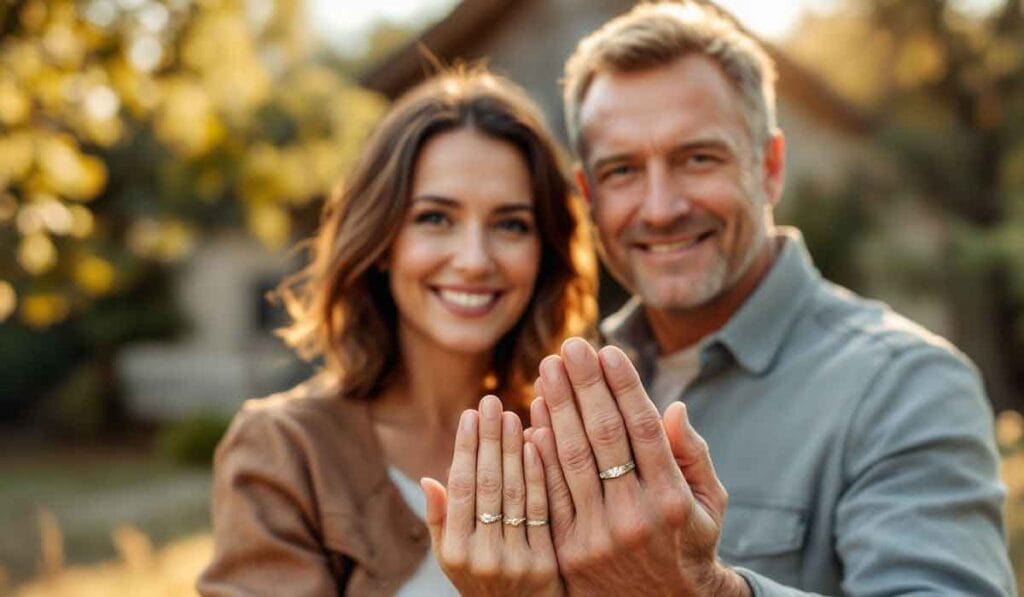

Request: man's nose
left=450, top=224, right=494, bottom=276
left=639, top=161, right=691, bottom=228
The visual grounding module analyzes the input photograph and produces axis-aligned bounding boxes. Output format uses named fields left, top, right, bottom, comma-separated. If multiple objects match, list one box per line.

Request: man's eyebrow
left=589, top=137, right=737, bottom=172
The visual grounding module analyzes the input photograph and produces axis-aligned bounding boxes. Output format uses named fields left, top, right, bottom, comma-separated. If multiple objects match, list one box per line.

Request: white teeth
left=439, top=290, right=495, bottom=308
left=647, top=238, right=700, bottom=253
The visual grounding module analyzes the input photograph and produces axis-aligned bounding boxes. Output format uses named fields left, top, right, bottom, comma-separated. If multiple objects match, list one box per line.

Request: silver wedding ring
left=477, top=512, right=503, bottom=524
left=503, top=516, right=527, bottom=527
left=598, top=460, right=636, bottom=480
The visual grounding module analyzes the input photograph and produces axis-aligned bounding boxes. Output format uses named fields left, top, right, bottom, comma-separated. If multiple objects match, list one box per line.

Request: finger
left=538, top=355, right=603, bottom=512
left=502, top=411, right=528, bottom=548
left=524, top=441, right=554, bottom=552
left=421, top=477, right=447, bottom=550
left=598, top=345, right=682, bottom=490
left=530, top=395, right=552, bottom=429
left=529, top=425, right=575, bottom=540
left=446, top=410, right=479, bottom=541
left=476, top=395, right=504, bottom=538
left=561, top=338, right=637, bottom=495
left=664, top=401, right=728, bottom=521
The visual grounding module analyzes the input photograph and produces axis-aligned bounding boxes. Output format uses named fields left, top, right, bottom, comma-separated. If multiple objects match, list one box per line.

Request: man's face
left=576, top=55, right=783, bottom=312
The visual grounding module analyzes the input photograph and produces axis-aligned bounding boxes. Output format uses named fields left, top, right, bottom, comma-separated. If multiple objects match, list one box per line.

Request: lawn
left=0, top=435, right=210, bottom=595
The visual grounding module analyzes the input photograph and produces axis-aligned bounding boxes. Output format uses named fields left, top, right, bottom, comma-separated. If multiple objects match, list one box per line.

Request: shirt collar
left=600, top=227, right=820, bottom=376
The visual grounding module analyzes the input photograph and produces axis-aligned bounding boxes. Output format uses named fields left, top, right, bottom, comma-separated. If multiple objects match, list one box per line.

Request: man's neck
left=645, top=238, right=779, bottom=355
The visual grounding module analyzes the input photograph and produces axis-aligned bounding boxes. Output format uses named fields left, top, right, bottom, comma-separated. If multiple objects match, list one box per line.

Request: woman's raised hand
left=421, top=395, right=563, bottom=596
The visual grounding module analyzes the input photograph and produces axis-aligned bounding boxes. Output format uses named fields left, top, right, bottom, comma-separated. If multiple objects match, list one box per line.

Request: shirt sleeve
left=834, top=345, right=1014, bottom=596
left=196, top=406, right=340, bottom=596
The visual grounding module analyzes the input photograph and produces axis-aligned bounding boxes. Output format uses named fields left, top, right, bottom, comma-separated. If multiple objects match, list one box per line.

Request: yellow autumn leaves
left=0, top=0, right=387, bottom=328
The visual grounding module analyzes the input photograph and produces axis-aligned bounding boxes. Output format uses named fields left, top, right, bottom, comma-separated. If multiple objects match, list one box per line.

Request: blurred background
left=0, top=0, right=1022, bottom=594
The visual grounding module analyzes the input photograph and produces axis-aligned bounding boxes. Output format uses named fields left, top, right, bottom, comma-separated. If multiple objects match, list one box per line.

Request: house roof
left=358, top=0, right=873, bottom=136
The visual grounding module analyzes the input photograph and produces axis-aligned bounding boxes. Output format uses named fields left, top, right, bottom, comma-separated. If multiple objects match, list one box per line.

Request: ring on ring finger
left=477, top=512, right=503, bottom=524
left=503, top=516, right=527, bottom=527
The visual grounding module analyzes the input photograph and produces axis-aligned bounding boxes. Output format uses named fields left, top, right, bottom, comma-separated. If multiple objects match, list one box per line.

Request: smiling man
left=523, top=2, right=1016, bottom=595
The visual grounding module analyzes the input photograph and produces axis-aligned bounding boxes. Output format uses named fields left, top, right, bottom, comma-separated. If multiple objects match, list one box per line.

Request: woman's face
left=386, top=127, right=542, bottom=358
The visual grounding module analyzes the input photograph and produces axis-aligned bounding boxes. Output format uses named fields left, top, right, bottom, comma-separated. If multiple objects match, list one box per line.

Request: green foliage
left=157, top=413, right=231, bottom=468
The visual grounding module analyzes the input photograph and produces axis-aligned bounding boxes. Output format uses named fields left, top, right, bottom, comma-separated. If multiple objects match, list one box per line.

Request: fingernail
left=503, top=412, right=518, bottom=436
left=461, top=409, right=477, bottom=432
left=541, top=356, right=561, bottom=383
left=601, top=346, right=623, bottom=369
left=563, top=338, right=589, bottom=365
left=481, top=396, right=501, bottom=420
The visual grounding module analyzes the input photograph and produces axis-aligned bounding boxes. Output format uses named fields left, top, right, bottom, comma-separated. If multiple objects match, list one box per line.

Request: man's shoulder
left=801, top=279, right=973, bottom=369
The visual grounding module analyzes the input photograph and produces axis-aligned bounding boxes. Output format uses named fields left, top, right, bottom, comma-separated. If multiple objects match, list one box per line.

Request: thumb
left=664, top=402, right=728, bottom=521
left=420, top=477, right=447, bottom=548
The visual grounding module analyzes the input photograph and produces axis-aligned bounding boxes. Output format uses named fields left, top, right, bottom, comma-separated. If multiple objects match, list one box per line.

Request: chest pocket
left=718, top=500, right=807, bottom=587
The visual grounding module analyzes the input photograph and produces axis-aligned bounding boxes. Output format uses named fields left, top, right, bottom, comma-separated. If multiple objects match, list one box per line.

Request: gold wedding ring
left=503, top=516, right=527, bottom=527
left=598, top=461, right=636, bottom=480
left=526, top=519, right=548, bottom=527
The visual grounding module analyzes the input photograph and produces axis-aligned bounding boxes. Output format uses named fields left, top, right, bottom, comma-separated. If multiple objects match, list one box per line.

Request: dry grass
left=10, top=525, right=211, bottom=597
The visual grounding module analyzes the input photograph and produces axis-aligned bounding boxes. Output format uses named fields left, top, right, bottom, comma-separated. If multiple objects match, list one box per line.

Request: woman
left=197, top=68, right=596, bottom=596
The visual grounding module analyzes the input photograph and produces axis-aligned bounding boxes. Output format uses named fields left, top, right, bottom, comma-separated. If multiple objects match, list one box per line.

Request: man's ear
left=762, top=131, right=786, bottom=207
left=574, top=164, right=592, bottom=206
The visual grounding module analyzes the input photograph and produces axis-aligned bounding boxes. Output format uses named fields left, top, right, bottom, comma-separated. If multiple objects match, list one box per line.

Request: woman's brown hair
left=275, top=68, right=597, bottom=407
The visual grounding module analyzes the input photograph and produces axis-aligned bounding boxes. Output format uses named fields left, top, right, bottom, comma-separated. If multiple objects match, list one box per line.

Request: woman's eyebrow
left=411, top=195, right=459, bottom=207
left=493, top=203, right=534, bottom=214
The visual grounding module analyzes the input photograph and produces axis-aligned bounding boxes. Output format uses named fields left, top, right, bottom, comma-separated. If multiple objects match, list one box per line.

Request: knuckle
left=476, top=471, right=502, bottom=496
left=527, top=499, right=548, bottom=520
left=560, top=441, right=595, bottom=474
left=503, top=556, right=528, bottom=580
left=611, top=516, right=651, bottom=549
left=470, top=556, right=500, bottom=581
left=587, top=411, right=626, bottom=448
left=440, top=545, right=468, bottom=572
left=503, top=482, right=525, bottom=504
left=658, top=489, right=691, bottom=527
left=448, top=472, right=475, bottom=502
left=629, top=410, right=665, bottom=444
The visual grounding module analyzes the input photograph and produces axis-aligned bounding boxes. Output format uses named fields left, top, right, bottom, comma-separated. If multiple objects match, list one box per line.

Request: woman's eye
left=414, top=211, right=449, bottom=226
left=496, top=218, right=532, bottom=234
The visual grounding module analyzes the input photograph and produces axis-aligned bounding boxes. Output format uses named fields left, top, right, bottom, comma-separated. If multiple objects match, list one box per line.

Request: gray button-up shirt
left=602, top=228, right=1014, bottom=596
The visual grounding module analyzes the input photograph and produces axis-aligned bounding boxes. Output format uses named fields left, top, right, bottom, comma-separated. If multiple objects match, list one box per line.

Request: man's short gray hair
left=563, top=1, right=777, bottom=159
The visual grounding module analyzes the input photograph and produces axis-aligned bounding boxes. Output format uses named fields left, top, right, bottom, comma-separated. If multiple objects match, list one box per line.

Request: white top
left=387, top=467, right=459, bottom=596
left=650, top=343, right=701, bottom=412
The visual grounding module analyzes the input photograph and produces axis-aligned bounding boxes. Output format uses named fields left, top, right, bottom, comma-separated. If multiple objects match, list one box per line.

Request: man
left=525, top=2, right=1015, bottom=595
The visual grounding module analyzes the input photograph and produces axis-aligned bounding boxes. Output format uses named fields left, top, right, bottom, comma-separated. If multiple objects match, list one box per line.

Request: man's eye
left=601, top=164, right=636, bottom=181
left=414, top=211, right=449, bottom=226
left=688, top=153, right=721, bottom=166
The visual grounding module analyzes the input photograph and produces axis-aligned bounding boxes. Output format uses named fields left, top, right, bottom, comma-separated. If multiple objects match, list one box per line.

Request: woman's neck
left=373, top=332, right=493, bottom=432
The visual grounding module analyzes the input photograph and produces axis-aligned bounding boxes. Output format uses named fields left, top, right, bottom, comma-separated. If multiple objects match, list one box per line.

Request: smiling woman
left=196, top=68, right=597, bottom=596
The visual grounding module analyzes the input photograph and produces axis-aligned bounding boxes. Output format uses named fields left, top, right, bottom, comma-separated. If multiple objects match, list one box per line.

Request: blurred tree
left=787, top=0, right=1024, bottom=411
left=0, top=0, right=386, bottom=421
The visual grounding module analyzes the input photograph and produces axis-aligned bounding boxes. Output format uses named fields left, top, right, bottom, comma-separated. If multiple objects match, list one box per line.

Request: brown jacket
left=197, top=375, right=430, bottom=596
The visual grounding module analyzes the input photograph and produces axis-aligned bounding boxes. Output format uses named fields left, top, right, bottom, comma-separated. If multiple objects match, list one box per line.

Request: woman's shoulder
left=226, top=372, right=370, bottom=448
